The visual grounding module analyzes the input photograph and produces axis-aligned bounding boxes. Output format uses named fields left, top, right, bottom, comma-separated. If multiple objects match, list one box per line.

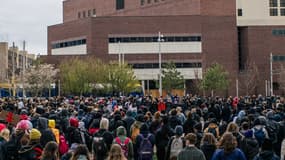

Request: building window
left=83, top=11, right=86, bottom=18
left=93, top=9, right=96, bottom=15
left=116, top=0, right=124, bottom=10
left=238, top=9, right=243, bottom=16
left=272, top=29, right=285, bottom=36
left=270, top=0, right=278, bottom=7
left=281, top=0, right=285, bottom=6
left=141, top=0, right=145, bottom=5
left=78, top=12, right=81, bottom=18
left=88, top=10, right=91, bottom=17
left=109, top=36, right=201, bottom=43
left=52, top=39, right=87, bottom=49
left=270, top=8, right=278, bottom=16
left=147, top=0, right=151, bottom=3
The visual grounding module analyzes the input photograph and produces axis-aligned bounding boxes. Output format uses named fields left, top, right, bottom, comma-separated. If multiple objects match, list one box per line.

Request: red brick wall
left=63, top=0, right=201, bottom=22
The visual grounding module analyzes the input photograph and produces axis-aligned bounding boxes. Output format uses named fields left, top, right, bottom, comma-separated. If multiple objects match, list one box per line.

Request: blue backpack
left=138, top=134, right=153, bottom=160
left=253, top=128, right=265, bottom=146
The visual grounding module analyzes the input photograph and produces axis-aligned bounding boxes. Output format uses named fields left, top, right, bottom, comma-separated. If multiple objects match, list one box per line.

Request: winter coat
left=240, top=136, right=259, bottom=160
left=113, top=136, right=134, bottom=160
left=211, top=148, right=247, bottom=160
left=158, top=102, right=166, bottom=112
left=93, top=129, right=114, bottom=160
left=66, top=126, right=83, bottom=146
left=183, top=118, right=197, bottom=134
left=18, top=143, right=43, bottom=160
left=177, top=146, right=206, bottom=160
left=201, top=144, right=216, bottom=160
left=48, top=120, right=60, bottom=144
left=149, top=119, right=161, bottom=134
left=38, top=117, right=56, bottom=147
left=123, top=116, right=136, bottom=137
left=169, top=116, right=182, bottom=130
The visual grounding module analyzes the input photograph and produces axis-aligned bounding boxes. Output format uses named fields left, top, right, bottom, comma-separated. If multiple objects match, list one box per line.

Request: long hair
left=218, top=132, right=237, bottom=154
left=201, top=132, right=217, bottom=146
left=226, top=122, right=239, bottom=133
left=71, top=144, right=90, bottom=160
left=41, top=141, right=58, bottom=160
left=107, top=144, right=127, bottom=160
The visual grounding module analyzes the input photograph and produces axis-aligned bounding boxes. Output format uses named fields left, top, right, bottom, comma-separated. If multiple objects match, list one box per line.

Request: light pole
left=158, top=32, right=164, bottom=97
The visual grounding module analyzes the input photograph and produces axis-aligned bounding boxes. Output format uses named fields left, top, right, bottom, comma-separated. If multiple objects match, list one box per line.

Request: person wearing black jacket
left=135, top=123, right=155, bottom=160
left=183, top=112, right=197, bottom=135
left=123, top=110, right=135, bottom=137
left=155, top=116, right=174, bottom=160
left=38, top=117, right=56, bottom=147
left=93, top=118, right=114, bottom=160
left=165, top=125, right=185, bottom=160
left=168, top=109, right=182, bottom=130
left=200, top=133, right=216, bottom=160
left=66, top=117, right=83, bottom=146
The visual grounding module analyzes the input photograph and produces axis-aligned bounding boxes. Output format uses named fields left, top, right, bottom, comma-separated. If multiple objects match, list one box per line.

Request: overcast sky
left=0, top=0, right=62, bottom=55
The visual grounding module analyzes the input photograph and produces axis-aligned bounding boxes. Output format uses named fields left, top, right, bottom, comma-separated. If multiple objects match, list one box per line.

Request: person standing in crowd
left=149, top=111, right=161, bottom=134
left=135, top=123, right=155, bottom=160
left=183, top=112, right=197, bottom=135
left=70, top=144, right=90, bottom=160
left=204, top=118, right=220, bottom=139
left=123, top=110, right=136, bottom=137
left=157, top=98, right=166, bottom=112
left=240, top=122, right=259, bottom=160
left=41, top=141, right=59, bottom=160
left=166, top=125, right=185, bottom=160
left=253, top=138, right=280, bottom=160
left=113, top=126, right=134, bottom=160
left=19, top=128, right=43, bottom=160
left=108, top=144, right=127, bottom=160
left=177, top=133, right=206, bottom=160
left=38, top=117, right=56, bottom=147
left=176, top=107, right=186, bottom=124
left=211, top=132, right=246, bottom=160
left=156, top=116, right=174, bottom=160
left=66, top=117, right=83, bottom=146
left=200, top=133, right=216, bottom=160
left=93, top=118, right=114, bottom=160
left=49, top=120, right=60, bottom=144
left=281, top=138, right=285, bottom=160
left=252, top=118, right=269, bottom=147
left=226, top=122, right=244, bottom=148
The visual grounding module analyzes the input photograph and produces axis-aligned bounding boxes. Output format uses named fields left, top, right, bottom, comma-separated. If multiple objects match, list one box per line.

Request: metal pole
left=265, top=80, right=268, bottom=96
left=236, top=79, right=239, bottom=97
left=270, top=53, right=273, bottom=96
left=58, top=80, right=61, bottom=97
left=12, top=42, right=15, bottom=97
left=118, top=41, right=121, bottom=65
left=158, top=32, right=162, bottom=97
left=22, top=41, right=26, bottom=97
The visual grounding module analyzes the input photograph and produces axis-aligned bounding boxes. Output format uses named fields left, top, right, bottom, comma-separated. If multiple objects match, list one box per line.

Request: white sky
left=0, top=0, right=62, bottom=55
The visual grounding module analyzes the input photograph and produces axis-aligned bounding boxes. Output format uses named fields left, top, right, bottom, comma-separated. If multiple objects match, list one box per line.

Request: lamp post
left=158, top=32, right=164, bottom=97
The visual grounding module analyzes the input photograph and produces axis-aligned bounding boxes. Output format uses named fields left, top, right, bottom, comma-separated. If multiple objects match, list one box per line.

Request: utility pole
left=158, top=32, right=164, bottom=97
left=12, top=42, right=16, bottom=97
left=270, top=53, right=273, bottom=96
left=22, top=41, right=26, bottom=97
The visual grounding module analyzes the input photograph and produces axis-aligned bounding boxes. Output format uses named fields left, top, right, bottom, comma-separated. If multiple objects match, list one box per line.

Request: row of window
left=52, top=39, right=86, bottom=49
left=116, top=0, right=125, bottom=10
left=78, top=9, right=96, bottom=19
left=141, top=0, right=164, bottom=6
left=131, top=62, right=202, bottom=69
left=272, top=29, right=285, bottom=36
left=269, top=0, right=285, bottom=16
left=109, top=36, right=201, bottom=43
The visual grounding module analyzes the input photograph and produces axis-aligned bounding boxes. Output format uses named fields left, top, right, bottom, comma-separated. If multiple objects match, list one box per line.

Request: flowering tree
left=24, top=63, right=58, bottom=96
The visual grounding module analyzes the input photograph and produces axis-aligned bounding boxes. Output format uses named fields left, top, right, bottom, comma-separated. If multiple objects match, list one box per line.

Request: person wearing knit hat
left=166, top=125, right=185, bottom=159
left=18, top=128, right=43, bottom=160
left=0, top=123, right=6, bottom=133
left=66, top=117, right=83, bottom=147
left=113, top=126, right=134, bottom=160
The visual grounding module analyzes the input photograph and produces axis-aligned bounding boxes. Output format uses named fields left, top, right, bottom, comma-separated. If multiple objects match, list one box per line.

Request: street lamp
left=158, top=32, right=164, bottom=97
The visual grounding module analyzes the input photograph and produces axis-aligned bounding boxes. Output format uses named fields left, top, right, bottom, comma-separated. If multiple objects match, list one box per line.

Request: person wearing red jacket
left=157, top=98, right=166, bottom=112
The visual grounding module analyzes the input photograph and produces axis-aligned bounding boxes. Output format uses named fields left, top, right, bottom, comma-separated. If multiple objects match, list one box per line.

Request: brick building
left=42, top=0, right=285, bottom=96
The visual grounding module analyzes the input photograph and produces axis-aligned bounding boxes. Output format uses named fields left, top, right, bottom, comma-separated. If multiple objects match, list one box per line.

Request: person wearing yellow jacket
left=48, top=120, right=60, bottom=144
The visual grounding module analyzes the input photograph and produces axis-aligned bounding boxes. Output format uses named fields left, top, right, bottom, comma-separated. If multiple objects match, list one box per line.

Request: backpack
left=115, top=137, right=130, bottom=158
left=93, top=133, right=107, bottom=155
left=4, top=139, right=19, bottom=160
left=138, top=134, right=153, bottom=160
left=59, top=135, right=69, bottom=156
left=170, top=136, right=183, bottom=158
left=253, top=128, right=265, bottom=146
left=266, top=121, right=279, bottom=144
left=207, top=127, right=217, bottom=138
left=69, top=128, right=83, bottom=145
left=33, top=146, right=43, bottom=160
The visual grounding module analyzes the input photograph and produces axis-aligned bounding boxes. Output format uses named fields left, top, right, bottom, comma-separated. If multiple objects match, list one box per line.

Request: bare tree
left=24, top=64, right=58, bottom=96
left=239, top=60, right=259, bottom=95
left=278, top=64, right=285, bottom=93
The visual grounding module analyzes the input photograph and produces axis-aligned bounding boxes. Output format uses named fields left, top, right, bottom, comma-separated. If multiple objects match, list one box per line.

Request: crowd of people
left=0, top=94, right=284, bottom=160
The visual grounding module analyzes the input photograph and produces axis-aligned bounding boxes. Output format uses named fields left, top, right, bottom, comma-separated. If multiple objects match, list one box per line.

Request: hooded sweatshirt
left=48, top=120, right=59, bottom=143
left=113, top=126, right=134, bottom=160
left=38, top=117, right=56, bottom=147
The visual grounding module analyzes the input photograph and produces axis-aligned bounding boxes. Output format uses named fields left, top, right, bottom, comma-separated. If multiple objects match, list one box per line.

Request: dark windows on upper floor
left=52, top=39, right=86, bottom=49
left=108, top=36, right=201, bottom=43
left=78, top=9, right=96, bottom=19
left=238, top=9, right=243, bottom=16
left=272, top=29, right=285, bottom=36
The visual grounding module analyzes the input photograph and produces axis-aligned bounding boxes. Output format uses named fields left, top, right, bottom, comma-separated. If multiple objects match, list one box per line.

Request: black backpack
left=207, top=127, right=217, bottom=138
left=266, top=120, right=279, bottom=144
left=4, top=140, right=20, bottom=160
left=93, top=132, right=107, bottom=156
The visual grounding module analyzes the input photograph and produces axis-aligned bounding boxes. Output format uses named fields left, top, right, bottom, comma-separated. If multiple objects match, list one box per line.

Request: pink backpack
left=59, top=135, right=69, bottom=155
left=115, top=137, right=130, bottom=158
